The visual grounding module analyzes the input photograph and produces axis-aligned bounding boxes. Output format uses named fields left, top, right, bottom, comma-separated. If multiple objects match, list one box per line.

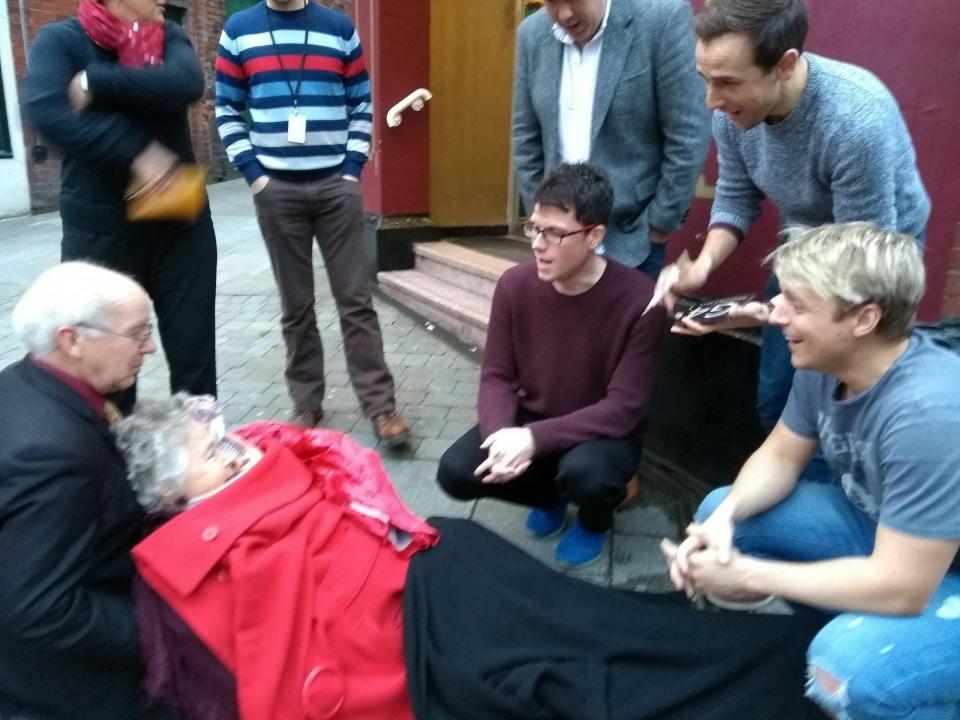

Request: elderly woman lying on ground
left=116, top=395, right=831, bottom=720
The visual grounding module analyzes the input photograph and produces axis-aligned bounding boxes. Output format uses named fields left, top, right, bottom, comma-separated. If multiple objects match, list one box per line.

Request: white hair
left=768, top=223, right=925, bottom=340
left=113, top=394, right=196, bottom=510
left=11, top=261, right=143, bottom=356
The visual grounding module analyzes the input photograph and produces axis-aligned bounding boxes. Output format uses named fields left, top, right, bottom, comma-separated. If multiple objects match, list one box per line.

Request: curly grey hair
left=113, top=393, right=198, bottom=510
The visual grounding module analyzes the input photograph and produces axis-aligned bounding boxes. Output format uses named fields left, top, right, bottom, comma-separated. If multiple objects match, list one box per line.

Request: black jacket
left=23, top=19, right=207, bottom=233
left=0, top=359, right=153, bottom=720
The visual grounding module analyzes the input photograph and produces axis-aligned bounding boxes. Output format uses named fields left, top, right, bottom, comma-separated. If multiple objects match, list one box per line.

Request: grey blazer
left=512, top=0, right=711, bottom=266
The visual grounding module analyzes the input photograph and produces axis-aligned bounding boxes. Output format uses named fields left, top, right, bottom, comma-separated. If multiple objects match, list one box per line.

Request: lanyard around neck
left=264, top=1, right=310, bottom=112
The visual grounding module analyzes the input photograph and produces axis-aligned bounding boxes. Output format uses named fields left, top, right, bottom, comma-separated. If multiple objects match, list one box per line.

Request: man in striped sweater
left=215, top=0, right=410, bottom=446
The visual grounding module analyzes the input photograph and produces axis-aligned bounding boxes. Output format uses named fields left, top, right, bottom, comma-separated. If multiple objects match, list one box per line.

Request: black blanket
left=404, top=518, right=828, bottom=720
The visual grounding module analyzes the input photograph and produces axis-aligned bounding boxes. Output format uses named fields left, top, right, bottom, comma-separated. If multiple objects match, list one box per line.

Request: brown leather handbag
left=126, top=163, right=207, bottom=222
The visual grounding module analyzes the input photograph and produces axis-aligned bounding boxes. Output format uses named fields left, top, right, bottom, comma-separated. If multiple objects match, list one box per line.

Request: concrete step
left=413, top=240, right=517, bottom=299
left=378, top=269, right=491, bottom=349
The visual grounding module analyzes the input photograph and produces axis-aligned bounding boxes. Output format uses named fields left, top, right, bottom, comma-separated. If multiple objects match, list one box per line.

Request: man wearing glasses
left=512, top=0, right=711, bottom=279
left=437, top=164, right=665, bottom=568
left=0, top=263, right=172, bottom=719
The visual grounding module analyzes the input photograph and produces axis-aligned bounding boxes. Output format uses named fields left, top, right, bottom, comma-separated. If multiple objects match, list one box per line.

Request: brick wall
left=323, top=0, right=351, bottom=11
left=6, top=0, right=72, bottom=211
left=181, top=0, right=230, bottom=181
left=5, top=0, right=354, bottom=210
left=4, top=0, right=232, bottom=210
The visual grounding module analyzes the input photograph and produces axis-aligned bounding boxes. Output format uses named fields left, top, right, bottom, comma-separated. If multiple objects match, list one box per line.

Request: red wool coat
left=134, top=432, right=436, bottom=720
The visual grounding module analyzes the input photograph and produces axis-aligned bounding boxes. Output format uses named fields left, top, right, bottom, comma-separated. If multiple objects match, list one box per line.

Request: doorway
left=427, top=0, right=520, bottom=229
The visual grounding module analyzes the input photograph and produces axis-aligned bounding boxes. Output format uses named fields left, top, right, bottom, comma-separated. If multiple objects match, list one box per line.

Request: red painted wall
left=675, top=0, right=960, bottom=323
left=354, top=0, right=430, bottom=217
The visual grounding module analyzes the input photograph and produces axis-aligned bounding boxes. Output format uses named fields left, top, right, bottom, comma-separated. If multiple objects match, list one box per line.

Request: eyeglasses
left=76, top=322, right=154, bottom=346
left=522, top=220, right=598, bottom=246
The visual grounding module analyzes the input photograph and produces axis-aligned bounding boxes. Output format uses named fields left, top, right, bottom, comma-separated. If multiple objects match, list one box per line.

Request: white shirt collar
left=551, top=0, right=612, bottom=46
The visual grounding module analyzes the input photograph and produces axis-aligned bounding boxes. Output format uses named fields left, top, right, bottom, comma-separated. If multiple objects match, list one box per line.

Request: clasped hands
left=474, top=427, right=534, bottom=484
left=659, top=510, right=752, bottom=600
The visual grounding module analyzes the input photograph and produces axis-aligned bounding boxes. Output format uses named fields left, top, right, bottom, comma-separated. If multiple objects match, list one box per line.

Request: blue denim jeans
left=697, top=484, right=960, bottom=719
left=636, top=241, right=666, bottom=281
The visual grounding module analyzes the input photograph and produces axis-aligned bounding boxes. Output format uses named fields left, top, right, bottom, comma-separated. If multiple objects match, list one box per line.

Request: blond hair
left=767, top=222, right=924, bottom=339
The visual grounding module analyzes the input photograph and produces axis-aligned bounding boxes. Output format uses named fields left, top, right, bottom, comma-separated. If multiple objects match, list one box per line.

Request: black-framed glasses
left=522, top=220, right=598, bottom=246
left=76, top=322, right=154, bottom=346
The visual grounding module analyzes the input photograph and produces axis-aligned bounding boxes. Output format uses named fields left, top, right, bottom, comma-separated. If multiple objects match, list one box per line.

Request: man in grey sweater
left=659, top=0, right=929, bottom=445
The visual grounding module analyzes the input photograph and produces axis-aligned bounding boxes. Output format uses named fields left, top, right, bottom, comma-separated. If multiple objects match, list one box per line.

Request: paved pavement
left=0, top=178, right=679, bottom=592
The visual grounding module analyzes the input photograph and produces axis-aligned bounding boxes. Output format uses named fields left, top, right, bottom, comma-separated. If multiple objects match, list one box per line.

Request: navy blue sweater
left=24, top=19, right=205, bottom=232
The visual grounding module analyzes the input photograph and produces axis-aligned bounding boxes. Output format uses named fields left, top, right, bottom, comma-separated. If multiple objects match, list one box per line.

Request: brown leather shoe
left=618, top=474, right=641, bottom=510
left=288, top=409, right=324, bottom=428
left=371, top=410, right=411, bottom=447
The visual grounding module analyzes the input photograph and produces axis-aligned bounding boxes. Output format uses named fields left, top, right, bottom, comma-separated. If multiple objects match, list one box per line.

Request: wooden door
left=428, top=1, right=519, bottom=227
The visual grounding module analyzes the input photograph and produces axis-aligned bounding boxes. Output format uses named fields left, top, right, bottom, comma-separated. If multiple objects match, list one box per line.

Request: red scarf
left=77, top=0, right=165, bottom=67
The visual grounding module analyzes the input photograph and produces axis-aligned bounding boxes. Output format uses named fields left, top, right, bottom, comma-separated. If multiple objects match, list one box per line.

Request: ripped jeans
left=697, top=485, right=960, bottom=719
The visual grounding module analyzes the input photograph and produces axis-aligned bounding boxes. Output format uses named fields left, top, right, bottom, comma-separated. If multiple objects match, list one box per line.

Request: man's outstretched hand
left=474, top=427, right=535, bottom=484
left=671, top=300, right=772, bottom=336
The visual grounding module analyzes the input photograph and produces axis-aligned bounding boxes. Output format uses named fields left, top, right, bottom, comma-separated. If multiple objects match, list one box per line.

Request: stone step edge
left=413, top=240, right=517, bottom=281
left=377, top=269, right=490, bottom=329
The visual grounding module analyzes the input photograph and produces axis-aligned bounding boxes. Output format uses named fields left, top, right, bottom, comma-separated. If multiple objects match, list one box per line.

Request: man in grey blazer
left=513, top=0, right=711, bottom=278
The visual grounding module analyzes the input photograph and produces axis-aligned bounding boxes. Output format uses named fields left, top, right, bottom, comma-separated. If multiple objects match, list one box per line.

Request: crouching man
left=663, top=223, right=960, bottom=719
left=437, top=163, right=665, bottom=568
left=0, top=262, right=170, bottom=719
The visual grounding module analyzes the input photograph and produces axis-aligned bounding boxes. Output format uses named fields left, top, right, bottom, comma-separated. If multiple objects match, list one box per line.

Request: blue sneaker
left=524, top=502, right=568, bottom=539
left=555, top=521, right=606, bottom=568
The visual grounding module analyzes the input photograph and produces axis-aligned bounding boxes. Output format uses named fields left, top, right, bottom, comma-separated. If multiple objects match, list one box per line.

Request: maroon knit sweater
left=479, top=260, right=666, bottom=456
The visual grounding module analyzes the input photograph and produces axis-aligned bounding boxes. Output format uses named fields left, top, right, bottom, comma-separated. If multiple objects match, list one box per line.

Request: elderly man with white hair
left=0, top=262, right=173, bottom=720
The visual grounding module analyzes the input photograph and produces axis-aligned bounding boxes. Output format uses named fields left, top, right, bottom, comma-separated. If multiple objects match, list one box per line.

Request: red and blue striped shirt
left=215, top=2, right=371, bottom=184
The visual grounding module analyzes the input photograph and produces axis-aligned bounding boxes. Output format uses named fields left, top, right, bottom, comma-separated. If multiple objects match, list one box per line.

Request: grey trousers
left=252, top=174, right=395, bottom=418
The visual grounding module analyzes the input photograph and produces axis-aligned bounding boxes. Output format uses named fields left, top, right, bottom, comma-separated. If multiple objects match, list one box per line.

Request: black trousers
left=62, top=215, right=218, bottom=413
left=437, top=425, right=641, bottom=532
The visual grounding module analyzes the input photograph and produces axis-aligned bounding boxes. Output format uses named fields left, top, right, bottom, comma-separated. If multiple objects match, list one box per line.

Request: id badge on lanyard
left=288, top=110, right=307, bottom=144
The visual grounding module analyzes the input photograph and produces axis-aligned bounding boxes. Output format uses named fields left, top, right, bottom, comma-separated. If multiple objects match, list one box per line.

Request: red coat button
left=201, top=526, right=219, bottom=542
left=301, top=665, right=345, bottom=719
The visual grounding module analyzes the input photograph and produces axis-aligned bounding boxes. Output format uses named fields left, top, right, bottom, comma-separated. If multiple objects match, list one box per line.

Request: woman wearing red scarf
left=23, top=0, right=218, bottom=416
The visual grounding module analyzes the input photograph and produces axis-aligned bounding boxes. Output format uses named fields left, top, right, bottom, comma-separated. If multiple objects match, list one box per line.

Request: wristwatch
left=79, top=70, right=89, bottom=93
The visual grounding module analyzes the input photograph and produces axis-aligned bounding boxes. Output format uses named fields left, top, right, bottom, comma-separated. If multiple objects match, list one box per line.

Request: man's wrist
left=649, top=227, right=670, bottom=244
left=522, top=425, right=535, bottom=446
left=736, top=555, right=769, bottom=596
left=712, top=499, right=738, bottom=525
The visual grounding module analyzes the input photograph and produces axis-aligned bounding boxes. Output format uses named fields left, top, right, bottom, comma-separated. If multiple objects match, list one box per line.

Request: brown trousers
left=252, top=174, right=395, bottom=417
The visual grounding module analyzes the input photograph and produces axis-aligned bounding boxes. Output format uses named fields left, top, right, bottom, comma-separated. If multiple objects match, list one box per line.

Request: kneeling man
left=438, top=163, right=665, bottom=568
left=0, top=263, right=165, bottom=719
left=663, top=223, right=960, bottom=719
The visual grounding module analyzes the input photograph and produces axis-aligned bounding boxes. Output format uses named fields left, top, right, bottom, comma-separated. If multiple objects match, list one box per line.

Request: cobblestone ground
left=0, top=179, right=677, bottom=591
